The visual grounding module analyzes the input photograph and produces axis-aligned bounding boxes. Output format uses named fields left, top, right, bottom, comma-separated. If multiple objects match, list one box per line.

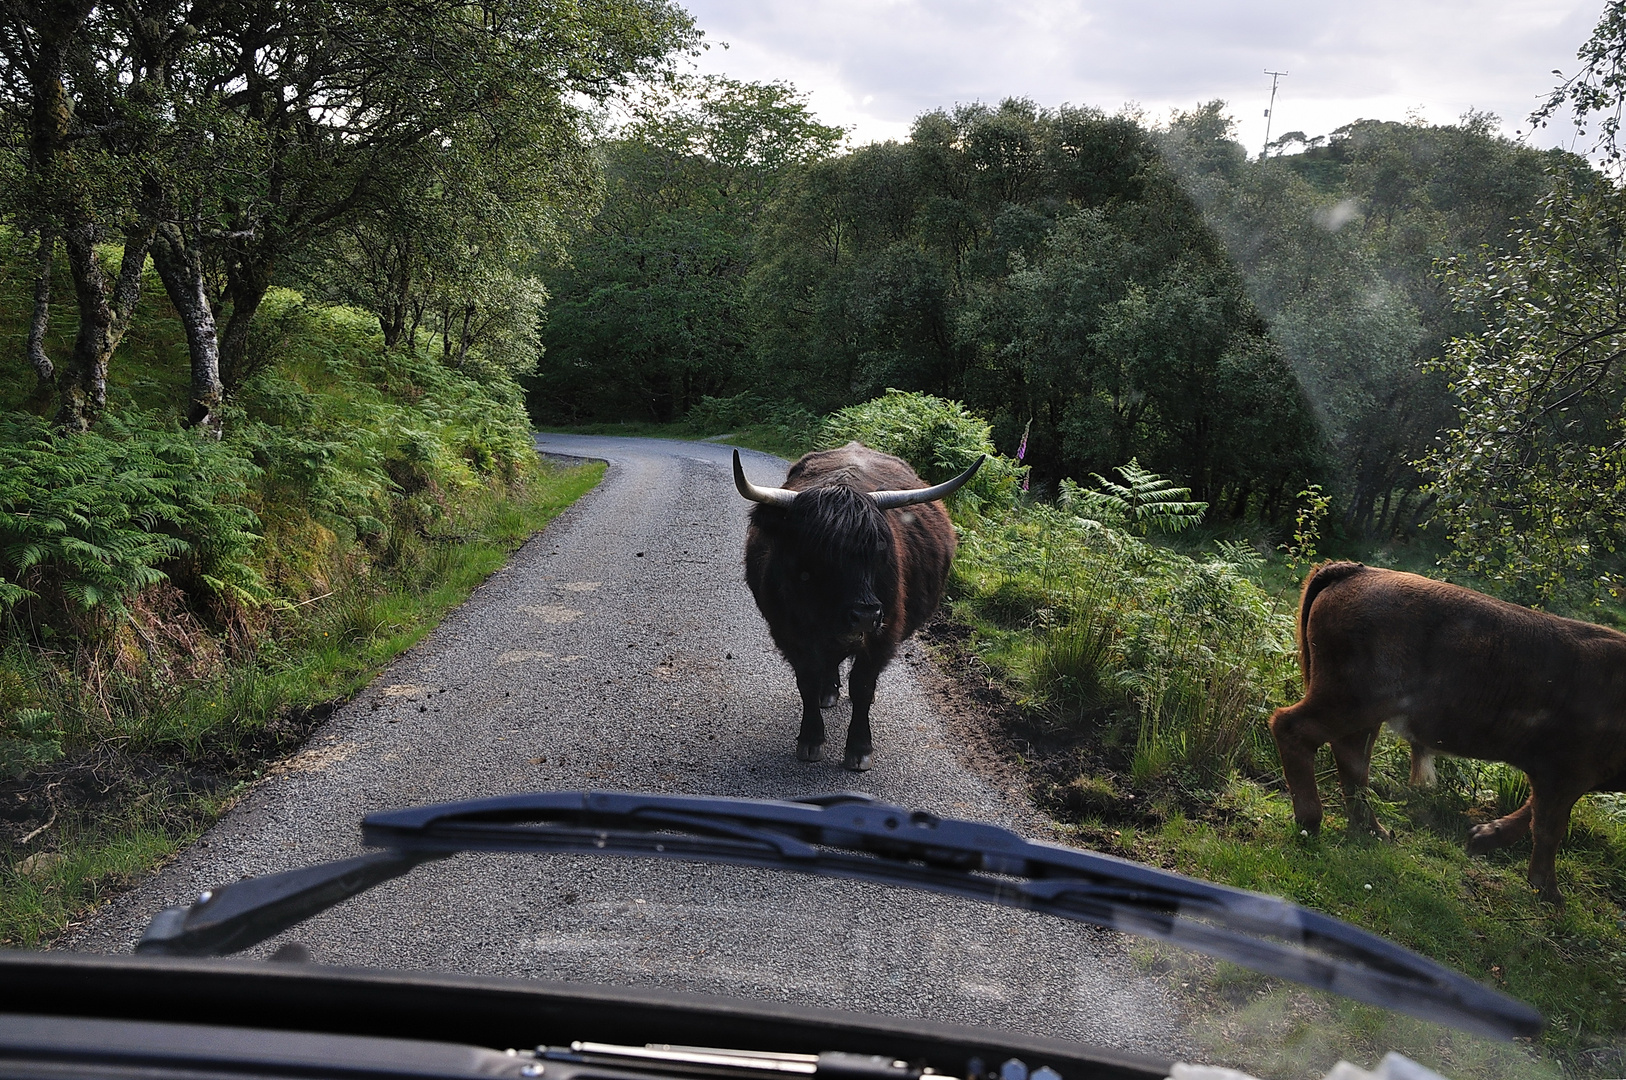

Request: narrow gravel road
left=68, top=434, right=1180, bottom=1054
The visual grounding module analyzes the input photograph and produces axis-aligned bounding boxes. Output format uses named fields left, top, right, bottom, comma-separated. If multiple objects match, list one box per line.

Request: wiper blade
left=136, top=789, right=1542, bottom=1041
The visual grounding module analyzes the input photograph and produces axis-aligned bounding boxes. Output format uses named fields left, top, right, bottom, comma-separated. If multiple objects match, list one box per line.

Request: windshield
left=9, top=3, right=1626, bottom=1080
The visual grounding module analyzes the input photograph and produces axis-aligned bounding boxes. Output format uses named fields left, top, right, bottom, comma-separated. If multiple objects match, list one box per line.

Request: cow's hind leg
left=1466, top=793, right=1532, bottom=855
left=1268, top=702, right=1333, bottom=835
left=842, top=648, right=887, bottom=772
left=1409, top=742, right=1437, bottom=787
left=1330, top=729, right=1389, bottom=839
left=793, top=665, right=828, bottom=762
left=1526, top=784, right=1583, bottom=906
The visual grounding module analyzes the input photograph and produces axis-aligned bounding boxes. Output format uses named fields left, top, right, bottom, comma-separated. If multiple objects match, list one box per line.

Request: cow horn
left=733, top=449, right=798, bottom=507
left=869, top=455, right=985, bottom=510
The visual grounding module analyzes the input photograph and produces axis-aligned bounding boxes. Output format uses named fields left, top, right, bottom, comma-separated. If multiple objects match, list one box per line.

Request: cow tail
left=1296, top=561, right=1365, bottom=684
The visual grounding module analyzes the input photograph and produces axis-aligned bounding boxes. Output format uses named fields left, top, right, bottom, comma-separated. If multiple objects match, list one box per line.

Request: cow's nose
left=850, top=603, right=883, bottom=630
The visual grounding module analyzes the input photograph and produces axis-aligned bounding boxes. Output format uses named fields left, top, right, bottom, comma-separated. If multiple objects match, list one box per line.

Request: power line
left=1262, top=69, right=1288, bottom=158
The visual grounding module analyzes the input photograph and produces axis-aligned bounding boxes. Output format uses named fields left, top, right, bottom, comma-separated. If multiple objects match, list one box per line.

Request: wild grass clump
left=953, top=502, right=1296, bottom=783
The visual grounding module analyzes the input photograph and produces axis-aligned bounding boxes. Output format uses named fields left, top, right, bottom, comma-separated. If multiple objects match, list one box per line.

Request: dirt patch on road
left=906, top=615, right=1083, bottom=838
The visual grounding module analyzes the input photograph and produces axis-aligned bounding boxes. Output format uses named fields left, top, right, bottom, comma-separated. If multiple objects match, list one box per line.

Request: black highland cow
left=735, top=442, right=982, bottom=771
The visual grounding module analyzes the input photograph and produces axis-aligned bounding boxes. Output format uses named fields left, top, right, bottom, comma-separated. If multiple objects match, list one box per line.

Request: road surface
left=68, top=433, right=1180, bottom=1054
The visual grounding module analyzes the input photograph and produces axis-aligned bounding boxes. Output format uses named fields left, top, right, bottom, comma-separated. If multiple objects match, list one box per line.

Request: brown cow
left=1269, top=561, right=1626, bottom=903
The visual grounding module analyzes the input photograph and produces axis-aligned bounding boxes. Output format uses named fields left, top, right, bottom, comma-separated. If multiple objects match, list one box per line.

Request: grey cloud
left=680, top=0, right=1606, bottom=149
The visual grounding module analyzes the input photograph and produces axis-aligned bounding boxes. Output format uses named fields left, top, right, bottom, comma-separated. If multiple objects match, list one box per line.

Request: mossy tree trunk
left=54, top=222, right=155, bottom=431
left=152, top=224, right=224, bottom=435
left=27, top=229, right=54, bottom=384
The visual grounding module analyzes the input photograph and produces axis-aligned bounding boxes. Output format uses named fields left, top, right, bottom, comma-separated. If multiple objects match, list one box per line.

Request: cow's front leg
left=843, top=650, right=883, bottom=772
left=793, top=665, right=828, bottom=762
left=1330, top=729, right=1390, bottom=839
left=819, top=658, right=841, bottom=709
left=1269, top=703, right=1328, bottom=835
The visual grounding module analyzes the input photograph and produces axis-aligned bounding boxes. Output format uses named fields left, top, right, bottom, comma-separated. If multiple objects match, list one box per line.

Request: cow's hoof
left=796, top=741, right=825, bottom=763
left=1530, top=873, right=1565, bottom=907
left=1295, top=819, right=1321, bottom=838
left=1350, top=813, right=1391, bottom=841
left=1467, top=822, right=1510, bottom=854
left=819, top=688, right=839, bottom=709
left=842, top=750, right=872, bottom=772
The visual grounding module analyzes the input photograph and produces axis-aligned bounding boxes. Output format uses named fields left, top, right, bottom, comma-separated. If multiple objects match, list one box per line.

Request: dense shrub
left=233, top=291, right=540, bottom=550
left=817, top=390, right=1025, bottom=513
left=0, top=414, right=262, bottom=617
left=954, top=504, right=1297, bottom=782
left=822, top=389, right=1295, bottom=783
left=0, top=284, right=553, bottom=785
left=687, top=392, right=820, bottom=450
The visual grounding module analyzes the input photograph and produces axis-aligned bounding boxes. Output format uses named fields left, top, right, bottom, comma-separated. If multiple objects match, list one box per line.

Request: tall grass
left=953, top=503, right=1297, bottom=783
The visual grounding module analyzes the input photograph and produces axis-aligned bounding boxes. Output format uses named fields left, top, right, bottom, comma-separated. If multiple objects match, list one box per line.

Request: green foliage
left=230, top=289, right=542, bottom=546
left=1424, top=173, right=1626, bottom=605
left=0, top=412, right=262, bottom=617
left=1163, top=102, right=1575, bottom=539
left=686, top=392, right=819, bottom=450
left=747, top=100, right=1317, bottom=514
left=1533, top=0, right=1626, bottom=168
left=816, top=390, right=1024, bottom=512
left=533, top=77, right=843, bottom=422
left=1060, top=459, right=1208, bottom=536
left=1280, top=484, right=1332, bottom=573
left=817, top=389, right=1292, bottom=783
left=954, top=503, right=1296, bottom=783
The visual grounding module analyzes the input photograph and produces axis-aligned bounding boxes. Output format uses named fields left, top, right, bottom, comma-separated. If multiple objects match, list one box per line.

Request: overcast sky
left=677, top=1, right=1607, bottom=155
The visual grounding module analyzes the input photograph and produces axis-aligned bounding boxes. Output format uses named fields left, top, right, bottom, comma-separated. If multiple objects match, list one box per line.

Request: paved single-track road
left=69, top=434, right=1180, bottom=1054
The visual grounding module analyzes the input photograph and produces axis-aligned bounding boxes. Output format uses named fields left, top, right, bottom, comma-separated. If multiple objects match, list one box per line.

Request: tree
left=1, top=0, right=173, bottom=429
left=747, top=98, right=1316, bottom=515
left=533, top=77, right=842, bottom=421
left=1161, top=102, right=1564, bottom=537
left=1, top=0, right=698, bottom=429
left=1419, top=2, right=1626, bottom=604
left=1424, top=171, right=1625, bottom=603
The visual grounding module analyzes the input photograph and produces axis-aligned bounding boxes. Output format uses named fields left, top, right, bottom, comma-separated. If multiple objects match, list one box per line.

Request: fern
left=1067, top=458, right=1208, bottom=536
left=0, top=413, right=264, bottom=615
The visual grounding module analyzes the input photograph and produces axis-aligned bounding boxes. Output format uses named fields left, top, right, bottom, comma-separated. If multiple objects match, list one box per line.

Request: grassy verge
left=0, top=459, right=602, bottom=947
left=941, top=528, right=1626, bottom=1078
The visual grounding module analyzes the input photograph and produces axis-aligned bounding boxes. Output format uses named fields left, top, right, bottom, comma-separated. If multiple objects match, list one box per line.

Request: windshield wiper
left=135, top=789, right=1542, bottom=1041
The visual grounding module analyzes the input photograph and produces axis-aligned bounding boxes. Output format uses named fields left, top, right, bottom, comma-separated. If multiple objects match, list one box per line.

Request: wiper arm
left=136, top=789, right=1541, bottom=1041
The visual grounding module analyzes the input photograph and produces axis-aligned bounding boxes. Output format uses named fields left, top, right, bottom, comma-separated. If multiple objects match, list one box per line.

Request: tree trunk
left=407, top=295, right=426, bottom=351
left=454, top=303, right=474, bottom=367
left=220, top=256, right=273, bottom=389
left=54, top=222, right=154, bottom=430
left=1387, top=488, right=1414, bottom=539
left=152, top=224, right=224, bottom=435
left=28, top=230, right=55, bottom=384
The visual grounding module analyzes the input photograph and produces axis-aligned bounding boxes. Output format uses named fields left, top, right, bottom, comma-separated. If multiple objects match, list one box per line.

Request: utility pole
left=1262, top=69, right=1288, bottom=158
